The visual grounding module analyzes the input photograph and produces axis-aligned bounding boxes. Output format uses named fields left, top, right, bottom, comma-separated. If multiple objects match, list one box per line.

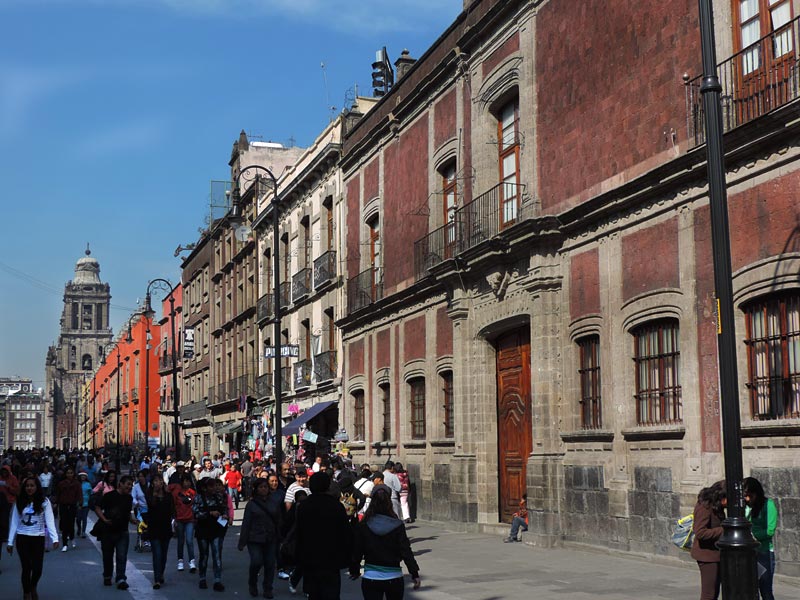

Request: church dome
left=73, top=245, right=101, bottom=285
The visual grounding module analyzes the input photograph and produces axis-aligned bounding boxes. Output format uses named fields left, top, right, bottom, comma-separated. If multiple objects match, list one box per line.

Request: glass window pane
left=741, top=0, right=759, bottom=23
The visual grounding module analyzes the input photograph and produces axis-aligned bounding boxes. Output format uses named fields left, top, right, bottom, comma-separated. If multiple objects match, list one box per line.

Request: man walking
left=95, top=475, right=138, bottom=589
left=296, top=472, right=351, bottom=600
left=382, top=461, right=403, bottom=519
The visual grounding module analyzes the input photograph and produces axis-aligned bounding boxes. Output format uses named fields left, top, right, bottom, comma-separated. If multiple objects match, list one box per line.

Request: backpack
left=671, top=514, right=694, bottom=551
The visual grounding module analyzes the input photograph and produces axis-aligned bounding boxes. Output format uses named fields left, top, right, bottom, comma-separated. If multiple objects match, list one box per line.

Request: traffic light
left=371, top=47, right=394, bottom=98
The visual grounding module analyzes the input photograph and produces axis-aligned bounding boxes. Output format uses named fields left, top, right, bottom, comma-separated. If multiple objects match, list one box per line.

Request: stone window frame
left=733, top=254, right=800, bottom=434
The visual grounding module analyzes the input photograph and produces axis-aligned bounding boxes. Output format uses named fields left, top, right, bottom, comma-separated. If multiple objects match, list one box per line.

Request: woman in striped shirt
left=6, top=476, right=60, bottom=600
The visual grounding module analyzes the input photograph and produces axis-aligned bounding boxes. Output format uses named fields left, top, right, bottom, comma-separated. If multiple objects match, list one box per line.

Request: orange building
left=89, top=313, right=161, bottom=455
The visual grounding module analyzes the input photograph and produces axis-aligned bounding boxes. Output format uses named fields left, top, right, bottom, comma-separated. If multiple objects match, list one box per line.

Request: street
left=2, top=503, right=798, bottom=600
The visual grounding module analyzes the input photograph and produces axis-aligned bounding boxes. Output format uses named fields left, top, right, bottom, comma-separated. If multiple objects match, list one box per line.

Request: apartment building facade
left=338, top=0, right=800, bottom=577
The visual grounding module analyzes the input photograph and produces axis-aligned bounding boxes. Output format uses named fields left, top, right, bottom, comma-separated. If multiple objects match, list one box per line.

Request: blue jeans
left=509, top=516, right=528, bottom=539
left=76, top=507, right=89, bottom=536
left=227, top=487, right=240, bottom=508
left=151, top=537, right=171, bottom=583
left=757, top=551, right=775, bottom=600
left=247, top=541, right=277, bottom=592
left=101, top=531, right=130, bottom=582
left=197, top=536, right=223, bottom=582
left=174, top=521, right=195, bottom=561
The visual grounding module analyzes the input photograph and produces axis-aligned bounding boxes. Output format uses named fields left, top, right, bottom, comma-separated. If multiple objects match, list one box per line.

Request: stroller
left=134, top=518, right=151, bottom=553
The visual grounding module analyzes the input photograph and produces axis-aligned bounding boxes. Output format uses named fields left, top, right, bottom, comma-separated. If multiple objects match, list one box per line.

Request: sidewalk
left=3, top=509, right=797, bottom=599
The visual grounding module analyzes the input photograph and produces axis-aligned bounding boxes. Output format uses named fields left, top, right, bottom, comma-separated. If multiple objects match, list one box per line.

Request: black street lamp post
left=145, top=279, right=180, bottom=460
left=232, top=165, right=283, bottom=464
left=697, top=1, right=759, bottom=597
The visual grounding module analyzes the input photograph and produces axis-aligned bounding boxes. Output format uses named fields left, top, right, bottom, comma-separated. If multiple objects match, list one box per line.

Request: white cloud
left=0, top=66, right=88, bottom=138
left=76, top=117, right=167, bottom=158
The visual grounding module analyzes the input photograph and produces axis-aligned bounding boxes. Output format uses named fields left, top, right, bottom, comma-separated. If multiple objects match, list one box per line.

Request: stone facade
left=336, top=0, right=800, bottom=580
left=45, top=248, right=113, bottom=449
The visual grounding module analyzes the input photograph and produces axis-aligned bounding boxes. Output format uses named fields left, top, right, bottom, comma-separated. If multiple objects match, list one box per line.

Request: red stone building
left=155, top=284, right=183, bottom=454
left=338, top=0, right=800, bottom=576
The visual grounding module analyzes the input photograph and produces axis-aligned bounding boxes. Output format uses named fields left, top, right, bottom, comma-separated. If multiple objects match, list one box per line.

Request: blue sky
left=0, top=0, right=461, bottom=389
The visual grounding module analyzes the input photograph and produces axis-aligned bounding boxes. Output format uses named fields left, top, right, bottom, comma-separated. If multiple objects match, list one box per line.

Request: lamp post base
left=718, top=516, right=759, bottom=600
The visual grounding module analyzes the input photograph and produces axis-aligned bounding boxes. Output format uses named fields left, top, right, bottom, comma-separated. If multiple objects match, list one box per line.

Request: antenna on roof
left=321, top=62, right=337, bottom=121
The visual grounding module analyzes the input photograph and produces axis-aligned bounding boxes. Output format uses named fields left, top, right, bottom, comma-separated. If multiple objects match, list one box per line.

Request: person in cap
left=76, top=471, right=93, bottom=538
left=168, top=461, right=186, bottom=486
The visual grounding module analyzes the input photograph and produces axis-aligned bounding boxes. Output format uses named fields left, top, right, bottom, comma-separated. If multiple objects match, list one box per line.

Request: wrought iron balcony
left=215, top=382, right=227, bottom=405
left=131, top=388, right=139, bottom=403
left=414, top=182, right=524, bottom=280
left=294, top=359, right=312, bottom=389
left=257, top=294, right=273, bottom=325
left=208, top=386, right=215, bottom=405
left=292, top=268, right=312, bottom=302
left=180, top=401, right=208, bottom=422
left=257, top=373, right=272, bottom=399
left=313, top=250, right=336, bottom=289
left=347, top=267, right=383, bottom=313
left=314, top=350, right=336, bottom=382
left=281, top=366, right=292, bottom=394
left=159, top=354, right=176, bottom=371
left=121, top=392, right=129, bottom=406
left=686, top=15, right=800, bottom=146
left=280, top=281, right=291, bottom=308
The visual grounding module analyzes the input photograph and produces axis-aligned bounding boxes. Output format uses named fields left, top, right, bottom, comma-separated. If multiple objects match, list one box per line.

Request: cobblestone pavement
left=2, top=508, right=797, bottom=600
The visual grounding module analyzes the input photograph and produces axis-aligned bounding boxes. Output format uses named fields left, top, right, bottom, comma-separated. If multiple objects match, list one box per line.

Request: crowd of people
left=0, top=446, right=420, bottom=600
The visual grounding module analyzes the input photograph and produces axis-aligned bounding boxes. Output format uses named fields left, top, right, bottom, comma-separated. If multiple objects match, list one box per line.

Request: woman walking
left=350, top=487, right=421, bottom=599
left=223, top=464, right=243, bottom=510
left=691, top=480, right=726, bottom=600
left=238, top=478, right=282, bottom=598
left=193, top=478, right=228, bottom=591
left=6, top=476, right=60, bottom=600
left=169, top=474, right=197, bottom=573
left=76, top=472, right=93, bottom=538
left=55, top=467, right=81, bottom=552
left=92, top=469, right=118, bottom=497
left=394, top=463, right=411, bottom=523
left=144, top=476, right=176, bottom=589
left=744, top=477, right=778, bottom=600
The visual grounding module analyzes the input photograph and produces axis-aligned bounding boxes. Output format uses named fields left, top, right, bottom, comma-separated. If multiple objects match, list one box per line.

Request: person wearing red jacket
left=223, top=464, right=243, bottom=510
left=169, top=475, right=197, bottom=573
left=55, top=467, right=82, bottom=551
left=503, top=494, right=529, bottom=543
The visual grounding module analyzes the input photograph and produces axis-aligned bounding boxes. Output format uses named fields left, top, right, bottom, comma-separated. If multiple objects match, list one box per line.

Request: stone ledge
left=621, top=425, right=685, bottom=441
left=402, top=440, right=427, bottom=449
left=560, top=429, right=615, bottom=443
left=348, top=441, right=366, bottom=450
left=430, top=438, right=456, bottom=447
left=741, top=420, right=800, bottom=437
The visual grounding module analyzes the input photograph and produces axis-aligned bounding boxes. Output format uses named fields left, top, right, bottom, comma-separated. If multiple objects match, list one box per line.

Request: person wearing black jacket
left=144, top=476, right=176, bottom=589
left=350, top=486, right=421, bottom=600
left=296, top=472, right=352, bottom=600
left=238, top=478, right=282, bottom=598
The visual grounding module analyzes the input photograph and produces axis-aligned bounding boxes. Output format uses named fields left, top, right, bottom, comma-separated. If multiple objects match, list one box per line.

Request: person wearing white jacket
left=6, top=476, right=60, bottom=600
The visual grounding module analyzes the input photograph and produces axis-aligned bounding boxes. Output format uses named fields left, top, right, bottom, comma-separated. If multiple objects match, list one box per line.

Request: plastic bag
left=671, top=514, right=694, bottom=551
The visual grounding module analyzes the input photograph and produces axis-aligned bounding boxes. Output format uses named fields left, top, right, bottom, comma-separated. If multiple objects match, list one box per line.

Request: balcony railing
left=686, top=15, right=800, bottom=146
left=159, top=354, right=177, bottom=371
left=257, top=294, right=273, bottom=324
left=180, top=401, right=208, bottom=422
left=414, top=182, right=524, bottom=280
left=131, top=388, right=139, bottom=403
left=102, top=400, right=113, bottom=415
left=313, top=250, right=336, bottom=289
left=208, top=386, right=215, bottom=405
left=294, top=359, right=312, bottom=389
left=257, top=373, right=272, bottom=398
left=292, top=268, right=312, bottom=302
left=216, top=382, right=227, bottom=405
left=314, top=350, right=336, bottom=382
left=347, top=267, right=383, bottom=313
left=280, top=281, right=291, bottom=308
left=281, top=366, right=292, bottom=394
left=121, top=392, right=129, bottom=406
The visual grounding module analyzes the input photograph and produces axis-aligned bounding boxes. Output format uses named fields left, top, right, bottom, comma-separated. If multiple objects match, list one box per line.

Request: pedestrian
left=91, top=469, right=117, bottom=497
left=503, top=494, right=528, bottom=543
left=198, top=457, right=222, bottom=481
left=132, top=469, right=150, bottom=519
left=144, top=476, right=176, bottom=589
left=382, top=462, right=402, bottom=520
left=691, top=480, right=726, bottom=600
left=55, top=466, right=81, bottom=551
left=241, top=454, right=254, bottom=500
left=94, top=474, right=138, bottom=589
left=37, top=463, right=53, bottom=498
left=743, top=477, right=778, bottom=600
left=6, top=476, right=60, bottom=600
left=193, top=477, right=228, bottom=591
left=238, top=478, right=282, bottom=598
left=222, top=463, right=243, bottom=510
left=169, top=474, right=197, bottom=573
left=296, top=471, right=352, bottom=600
left=76, top=471, right=93, bottom=538
left=350, top=486, right=421, bottom=599
left=354, top=466, right=374, bottom=520
left=394, top=463, right=411, bottom=523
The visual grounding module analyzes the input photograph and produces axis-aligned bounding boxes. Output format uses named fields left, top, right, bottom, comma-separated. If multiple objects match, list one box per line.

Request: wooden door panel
left=496, top=329, right=532, bottom=523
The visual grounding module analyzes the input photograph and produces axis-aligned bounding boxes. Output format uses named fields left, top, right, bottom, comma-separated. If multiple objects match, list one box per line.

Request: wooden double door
left=496, top=329, right=533, bottom=523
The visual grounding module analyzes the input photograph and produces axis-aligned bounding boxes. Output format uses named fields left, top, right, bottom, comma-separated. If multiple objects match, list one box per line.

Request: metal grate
left=633, top=320, right=682, bottom=425
left=578, top=336, right=602, bottom=429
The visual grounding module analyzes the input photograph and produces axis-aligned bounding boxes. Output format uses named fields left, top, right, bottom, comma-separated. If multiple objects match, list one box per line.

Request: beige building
left=252, top=99, right=377, bottom=459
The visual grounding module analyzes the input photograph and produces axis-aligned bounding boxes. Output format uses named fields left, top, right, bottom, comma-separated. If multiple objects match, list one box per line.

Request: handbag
left=671, top=514, right=694, bottom=551
left=89, top=519, right=107, bottom=539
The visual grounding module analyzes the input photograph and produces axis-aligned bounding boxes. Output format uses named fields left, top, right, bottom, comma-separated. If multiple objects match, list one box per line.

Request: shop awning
left=283, top=400, right=337, bottom=436
left=214, top=421, right=242, bottom=436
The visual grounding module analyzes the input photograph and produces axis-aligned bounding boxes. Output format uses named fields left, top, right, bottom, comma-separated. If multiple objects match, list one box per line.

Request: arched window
left=632, top=319, right=681, bottom=425
left=82, top=354, right=93, bottom=371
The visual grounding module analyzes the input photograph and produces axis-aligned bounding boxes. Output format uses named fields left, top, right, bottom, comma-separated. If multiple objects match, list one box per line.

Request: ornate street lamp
left=144, top=279, right=180, bottom=460
left=232, top=165, right=284, bottom=463
left=697, top=1, right=758, bottom=597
